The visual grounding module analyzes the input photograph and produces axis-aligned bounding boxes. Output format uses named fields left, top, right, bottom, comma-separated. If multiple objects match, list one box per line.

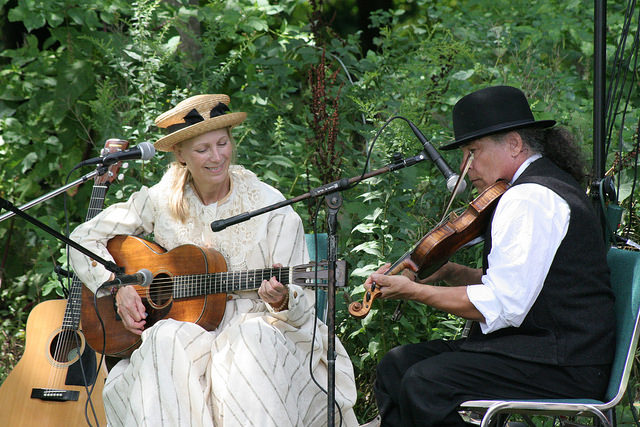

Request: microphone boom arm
left=211, top=152, right=427, bottom=232
left=0, top=168, right=103, bottom=223
left=0, top=196, right=122, bottom=275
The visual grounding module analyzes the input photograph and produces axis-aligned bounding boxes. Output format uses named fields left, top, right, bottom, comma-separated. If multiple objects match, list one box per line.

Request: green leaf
left=243, top=16, right=269, bottom=32
left=21, top=152, right=38, bottom=173
left=451, top=69, right=474, bottom=80
left=15, top=9, right=46, bottom=32
left=163, top=36, right=181, bottom=54
left=352, top=223, right=378, bottom=234
left=367, top=339, right=381, bottom=356
left=350, top=241, right=382, bottom=257
left=124, top=50, right=143, bottom=61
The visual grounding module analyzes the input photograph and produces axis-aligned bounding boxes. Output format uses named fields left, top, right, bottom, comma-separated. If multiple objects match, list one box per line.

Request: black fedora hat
left=440, top=85, right=556, bottom=150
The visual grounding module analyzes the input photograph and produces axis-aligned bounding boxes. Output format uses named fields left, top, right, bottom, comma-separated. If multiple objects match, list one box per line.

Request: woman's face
left=175, top=128, right=233, bottom=198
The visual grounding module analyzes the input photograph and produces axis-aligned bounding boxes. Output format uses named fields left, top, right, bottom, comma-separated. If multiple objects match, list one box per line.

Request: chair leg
left=520, top=415, right=536, bottom=426
left=484, top=413, right=538, bottom=427
left=608, top=407, right=616, bottom=427
left=595, top=407, right=615, bottom=427
left=591, top=408, right=615, bottom=427
left=486, top=414, right=510, bottom=427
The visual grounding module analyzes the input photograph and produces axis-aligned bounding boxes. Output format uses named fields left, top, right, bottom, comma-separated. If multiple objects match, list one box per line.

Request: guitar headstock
left=291, top=260, right=347, bottom=287
left=94, top=138, right=130, bottom=186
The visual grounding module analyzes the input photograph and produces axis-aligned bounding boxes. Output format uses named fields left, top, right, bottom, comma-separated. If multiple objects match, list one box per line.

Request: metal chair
left=458, top=247, right=640, bottom=427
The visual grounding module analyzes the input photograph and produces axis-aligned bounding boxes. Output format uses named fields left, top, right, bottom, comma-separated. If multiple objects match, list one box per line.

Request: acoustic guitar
left=0, top=139, right=129, bottom=426
left=81, top=235, right=346, bottom=358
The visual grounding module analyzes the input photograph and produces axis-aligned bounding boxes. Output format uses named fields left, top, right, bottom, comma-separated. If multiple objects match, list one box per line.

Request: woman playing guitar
left=69, top=94, right=359, bottom=427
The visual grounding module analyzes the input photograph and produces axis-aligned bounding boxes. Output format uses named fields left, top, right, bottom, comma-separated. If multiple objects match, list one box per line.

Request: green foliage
left=1, top=0, right=640, bottom=423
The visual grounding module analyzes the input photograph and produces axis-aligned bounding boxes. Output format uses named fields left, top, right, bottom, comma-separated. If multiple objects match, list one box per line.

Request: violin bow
left=441, top=151, right=474, bottom=222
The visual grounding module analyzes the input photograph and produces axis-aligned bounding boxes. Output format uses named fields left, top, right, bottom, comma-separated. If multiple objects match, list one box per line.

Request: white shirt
left=466, top=155, right=571, bottom=333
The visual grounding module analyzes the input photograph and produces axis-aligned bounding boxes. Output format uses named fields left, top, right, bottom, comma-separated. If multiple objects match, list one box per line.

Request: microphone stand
left=325, top=190, right=341, bottom=425
left=211, top=151, right=427, bottom=427
left=0, top=167, right=106, bottom=223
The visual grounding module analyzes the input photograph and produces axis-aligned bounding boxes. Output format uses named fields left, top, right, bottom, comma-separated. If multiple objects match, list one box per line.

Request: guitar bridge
left=31, top=388, right=80, bottom=402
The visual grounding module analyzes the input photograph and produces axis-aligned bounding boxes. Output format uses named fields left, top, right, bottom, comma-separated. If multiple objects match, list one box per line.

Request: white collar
left=511, top=153, right=542, bottom=184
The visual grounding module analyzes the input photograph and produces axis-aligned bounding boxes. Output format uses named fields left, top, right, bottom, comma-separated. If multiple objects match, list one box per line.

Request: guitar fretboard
left=173, top=267, right=293, bottom=299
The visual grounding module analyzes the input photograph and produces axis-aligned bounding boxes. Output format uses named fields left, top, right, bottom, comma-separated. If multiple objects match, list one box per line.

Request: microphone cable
left=62, top=167, right=102, bottom=427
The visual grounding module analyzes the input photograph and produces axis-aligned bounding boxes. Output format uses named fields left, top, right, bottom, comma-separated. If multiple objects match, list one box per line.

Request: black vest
left=460, top=157, right=615, bottom=366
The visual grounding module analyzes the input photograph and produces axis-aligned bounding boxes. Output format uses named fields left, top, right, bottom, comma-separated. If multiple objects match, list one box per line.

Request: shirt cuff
left=265, top=284, right=310, bottom=327
left=466, top=283, right=503, bottom=334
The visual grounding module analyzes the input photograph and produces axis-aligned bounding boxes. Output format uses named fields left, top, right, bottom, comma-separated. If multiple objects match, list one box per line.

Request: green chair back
left=305, top=233, right=328, bottom=322
left=603, top=247, right=640, bottom=402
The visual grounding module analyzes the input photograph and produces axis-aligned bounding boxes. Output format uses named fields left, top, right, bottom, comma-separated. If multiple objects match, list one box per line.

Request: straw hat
left=440, top=86, right=555, bottom=150
left=154, top=94, right=247, bottom=151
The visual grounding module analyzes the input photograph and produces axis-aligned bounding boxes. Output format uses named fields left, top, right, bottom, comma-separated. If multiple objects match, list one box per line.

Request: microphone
left=80, top=142, right=156, bottom=166
left=101, top=269, right=153, bottom=288
left=407, top=121, right=467, bottom=194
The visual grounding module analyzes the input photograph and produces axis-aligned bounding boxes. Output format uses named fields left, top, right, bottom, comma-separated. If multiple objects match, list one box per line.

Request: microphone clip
left=389, top=151, right=427, bottom=172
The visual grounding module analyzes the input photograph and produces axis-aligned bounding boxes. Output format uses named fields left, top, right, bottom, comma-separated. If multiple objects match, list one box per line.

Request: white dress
left=69, top=165, right=358, bottom=427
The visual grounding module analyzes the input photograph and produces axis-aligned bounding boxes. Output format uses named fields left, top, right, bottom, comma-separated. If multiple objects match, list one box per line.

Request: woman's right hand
left=114, top=285, right=147, bottom=335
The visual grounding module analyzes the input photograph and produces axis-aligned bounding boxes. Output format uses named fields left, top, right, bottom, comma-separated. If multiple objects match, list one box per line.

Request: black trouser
left=374, top=339, right=610, bottom=427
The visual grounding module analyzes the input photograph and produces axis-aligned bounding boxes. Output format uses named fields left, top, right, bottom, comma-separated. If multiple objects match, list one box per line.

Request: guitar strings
left=46, top=187, right=106, bottom=427
left=50, top=187, right=105, bottom=385
left=117, top=264, right=330, bottom=300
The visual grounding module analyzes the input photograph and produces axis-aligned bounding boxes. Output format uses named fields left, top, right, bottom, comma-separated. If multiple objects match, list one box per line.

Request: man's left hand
left=365, top=263, right=420, bottom=300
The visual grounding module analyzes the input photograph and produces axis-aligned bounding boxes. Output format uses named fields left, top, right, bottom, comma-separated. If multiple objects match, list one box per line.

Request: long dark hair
left=517, top=127, right=588, bottom=185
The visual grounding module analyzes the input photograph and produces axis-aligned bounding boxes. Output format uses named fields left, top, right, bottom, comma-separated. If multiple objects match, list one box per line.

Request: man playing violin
left=366, top=86, right=615, bottom=426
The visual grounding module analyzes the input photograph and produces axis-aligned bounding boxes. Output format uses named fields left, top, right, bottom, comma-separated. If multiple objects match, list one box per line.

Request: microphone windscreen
left=138, top=268, right=153, bottom=286
left=446, top=175, right=467, bottom=195
left=138, top=142, right=156, bottom=160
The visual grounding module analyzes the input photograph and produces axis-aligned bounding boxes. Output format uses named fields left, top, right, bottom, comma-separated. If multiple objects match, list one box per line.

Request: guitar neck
left=62, top=184, right=110, bottom=329
left=62, top=277, right=84, bottom=330
left=173, top=267, right=293, bottom=299
left=85, top=185, right=108, bottom=219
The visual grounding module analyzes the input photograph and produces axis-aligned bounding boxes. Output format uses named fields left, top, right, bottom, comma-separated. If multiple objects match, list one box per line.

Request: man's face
left=460, top=134, right=520, bottom=192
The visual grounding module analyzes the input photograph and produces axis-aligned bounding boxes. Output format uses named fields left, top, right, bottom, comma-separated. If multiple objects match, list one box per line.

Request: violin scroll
left=348, top=258, right=418, bottom=318
left=348, top=284, right=382, bottom=318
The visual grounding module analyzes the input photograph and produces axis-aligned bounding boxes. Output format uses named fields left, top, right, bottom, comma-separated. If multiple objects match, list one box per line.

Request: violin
left=348, top=179, right=510, bottom=319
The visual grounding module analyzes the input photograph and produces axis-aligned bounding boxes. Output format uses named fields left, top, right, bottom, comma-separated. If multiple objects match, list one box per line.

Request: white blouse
left=68, top=164, right=359, bottom=426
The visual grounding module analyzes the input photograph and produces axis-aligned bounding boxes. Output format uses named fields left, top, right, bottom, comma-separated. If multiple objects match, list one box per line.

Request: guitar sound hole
left=148, top=273, right=173, bottom=308
left=50, top=330, right=82, bottom=364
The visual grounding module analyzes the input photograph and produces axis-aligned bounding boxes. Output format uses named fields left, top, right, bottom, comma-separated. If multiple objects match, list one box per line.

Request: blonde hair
left=167, top=162, right=192, bottom=223
left=166, top=128, right=237, bottom=223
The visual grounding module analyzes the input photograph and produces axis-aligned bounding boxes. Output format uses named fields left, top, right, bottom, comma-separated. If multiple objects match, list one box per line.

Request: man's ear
left=506, top=131, right=525, bottom=157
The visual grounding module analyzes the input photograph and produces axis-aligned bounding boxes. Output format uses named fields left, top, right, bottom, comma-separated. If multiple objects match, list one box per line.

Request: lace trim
left=148, top=165, right=270, bottom=271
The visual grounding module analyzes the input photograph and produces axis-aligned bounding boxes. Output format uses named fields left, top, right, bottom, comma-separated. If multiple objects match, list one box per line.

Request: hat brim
left=154, top=112, right=247, bottom=152
left=440, top=119, right=556, bottom=151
